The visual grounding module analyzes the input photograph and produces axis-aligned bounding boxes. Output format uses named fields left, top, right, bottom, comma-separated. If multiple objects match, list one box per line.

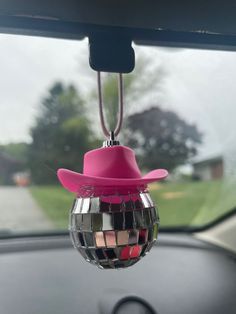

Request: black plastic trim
left=1, top=16, right=236, bottom=51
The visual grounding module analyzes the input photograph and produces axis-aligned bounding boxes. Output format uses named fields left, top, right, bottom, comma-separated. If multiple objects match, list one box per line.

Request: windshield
left=0, top=34, right=235, bottom=234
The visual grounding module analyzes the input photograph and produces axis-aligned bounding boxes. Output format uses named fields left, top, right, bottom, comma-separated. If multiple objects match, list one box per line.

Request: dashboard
left=0, top=233, right=235, bottom=314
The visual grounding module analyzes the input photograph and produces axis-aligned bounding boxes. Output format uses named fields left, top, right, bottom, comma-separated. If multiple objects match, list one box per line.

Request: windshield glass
left=0, top=34, right=235, bottom=234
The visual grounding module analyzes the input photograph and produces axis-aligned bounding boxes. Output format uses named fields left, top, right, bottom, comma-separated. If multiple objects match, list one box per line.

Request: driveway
left=0, top=186, right=53, bottom=233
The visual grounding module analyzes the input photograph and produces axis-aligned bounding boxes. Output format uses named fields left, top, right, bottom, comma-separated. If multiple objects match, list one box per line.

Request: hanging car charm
left=57, top=72, right=168, bottom=269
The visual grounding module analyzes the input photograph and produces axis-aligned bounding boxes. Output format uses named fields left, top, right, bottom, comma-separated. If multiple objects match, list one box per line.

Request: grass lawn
left=30, top=186, right=73, bottom=229
left=151, top=180, right=236, bottom=226
left=30, top=179, right=236, bottom=229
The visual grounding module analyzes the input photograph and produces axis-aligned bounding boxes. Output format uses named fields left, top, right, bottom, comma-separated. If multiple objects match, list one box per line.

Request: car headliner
left=0, top=0, right=236, bottom=51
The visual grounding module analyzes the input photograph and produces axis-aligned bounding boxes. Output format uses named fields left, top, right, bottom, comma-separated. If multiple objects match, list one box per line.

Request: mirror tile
left=92, top=213, right=102, bottom=231
left=134, top=199, right=143, bottom=210
left=117, top=230, right=129, bottom=245
left=73, top=198, right=83, bottom=214
left=95, top=249, right=106, bottom=260
left=90, top=197, right=100, bottom=213
left=81, top=198, right=90, bottom=213
left=95, top=231, right=106, bottom=247
left=150, top=207, right=157, bottom=223
left=85, top=249, right=94, bottom=261
left=123, top=199, right=134, bottom=211
left=74, top=214, right=82, bottom=230
left=143, top=209, right=150, bottom=227
left=148, top=227, right=153, bottom=242
left=134, top=210, right=144, bottom=228
left=105, top=231, right=116, bottom=247
left=130, top=245, right=141, bottom=258
left=153, top=224, right=158, bottom=240
left=82, top=214, right=91, bottom=231
left=128, top=230, right=138, bottom=245
left=105, top=249, right=117, bottom=259
left=138, top=229, right=148, bottom=244
left=83, top=232, right=94, bottom=247
left=102, top=213, right=113, bottom=230
left=125, top=211, right=134, bottom=229
left=140, top=193, right=150, bottom=208
left=78, top=232, right=85, bottom=247
left=120, top=246, right=131, bottom=260
left=113, top=212, right=124, bottom=230
left=146, top=193, right=154, bottom=206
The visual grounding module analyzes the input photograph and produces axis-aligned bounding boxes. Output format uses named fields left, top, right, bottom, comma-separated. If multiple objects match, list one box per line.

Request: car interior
left=0, top=1, right=236, bottom=314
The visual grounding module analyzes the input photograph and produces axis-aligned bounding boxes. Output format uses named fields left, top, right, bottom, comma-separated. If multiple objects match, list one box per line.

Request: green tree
left=125, top=107, right=202, bottom=171
left=28, top=82, right=95, bottom=184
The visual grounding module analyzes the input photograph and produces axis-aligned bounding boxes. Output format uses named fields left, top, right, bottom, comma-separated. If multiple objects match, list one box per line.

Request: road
left=0, top=186, right=53, bottom=233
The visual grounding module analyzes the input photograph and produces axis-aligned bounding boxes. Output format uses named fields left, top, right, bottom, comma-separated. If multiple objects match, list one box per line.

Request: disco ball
left=58, top=144, right=167, bottom=269
left=69, top=191, right=159, bottom=269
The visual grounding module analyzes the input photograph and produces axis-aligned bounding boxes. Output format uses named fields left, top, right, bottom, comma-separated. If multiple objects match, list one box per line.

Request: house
left=0, top=152, right=23, bottom=185
left=192, top=156, right=224, bottom=181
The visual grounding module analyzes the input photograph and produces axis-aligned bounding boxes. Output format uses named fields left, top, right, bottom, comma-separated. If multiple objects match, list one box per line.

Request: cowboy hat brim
left=57, top=168, right=168, bottom=193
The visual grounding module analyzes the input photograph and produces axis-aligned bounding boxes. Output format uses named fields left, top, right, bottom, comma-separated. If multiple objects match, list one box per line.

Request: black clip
left=89, top=33, right=135, bottom=73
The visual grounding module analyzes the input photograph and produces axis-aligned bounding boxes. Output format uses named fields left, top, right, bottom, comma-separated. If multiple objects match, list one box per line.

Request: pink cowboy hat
left=57, top=145, right=168, bottom=193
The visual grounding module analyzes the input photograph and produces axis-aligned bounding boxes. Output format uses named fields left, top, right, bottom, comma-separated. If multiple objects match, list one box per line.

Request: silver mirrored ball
left=69, top=191, right=159, bottom=269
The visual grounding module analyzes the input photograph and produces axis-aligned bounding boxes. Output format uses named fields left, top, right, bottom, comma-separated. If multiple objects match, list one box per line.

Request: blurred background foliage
left=27, top=82, right=96, bottom=184
left=2, top=56, right=234, bottom=230
left=0, top=59, right=202, bottom=185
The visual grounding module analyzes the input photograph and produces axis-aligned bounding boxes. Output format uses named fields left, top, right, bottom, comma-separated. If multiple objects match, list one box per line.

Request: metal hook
left=97, top=72, right=124, bottom=139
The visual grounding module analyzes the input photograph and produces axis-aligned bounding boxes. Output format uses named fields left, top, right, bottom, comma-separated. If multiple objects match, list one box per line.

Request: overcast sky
left=1, top=34, right=236, bottom=162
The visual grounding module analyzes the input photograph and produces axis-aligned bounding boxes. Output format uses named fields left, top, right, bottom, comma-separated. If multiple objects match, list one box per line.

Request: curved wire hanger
left=97, top=71, right=124, bottom=140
